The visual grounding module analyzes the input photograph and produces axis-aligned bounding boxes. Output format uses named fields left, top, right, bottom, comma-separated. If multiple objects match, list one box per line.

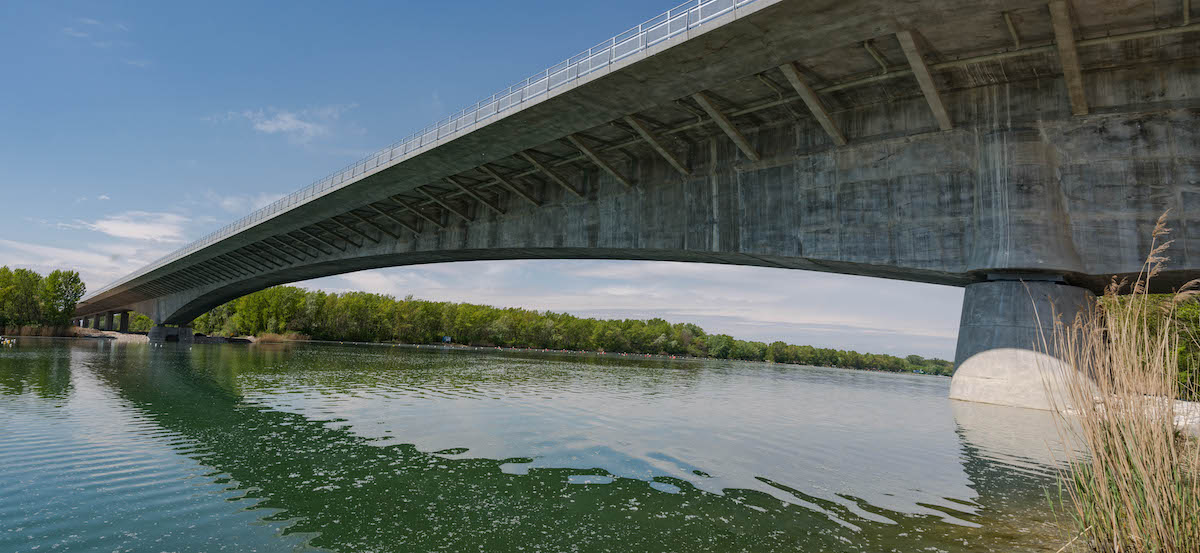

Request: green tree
left=166, top=283, right=960, bottom=379
left=5, top=268, right=44, bottom=326
left=39, top=270, right=86, bottom=326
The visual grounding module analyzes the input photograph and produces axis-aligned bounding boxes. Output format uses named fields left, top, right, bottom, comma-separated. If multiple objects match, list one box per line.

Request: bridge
left=75, top=0, right=1200, bottom=406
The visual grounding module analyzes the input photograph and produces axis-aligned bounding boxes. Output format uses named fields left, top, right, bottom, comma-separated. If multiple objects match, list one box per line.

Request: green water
left=0, top=339, right=1073, bottom=552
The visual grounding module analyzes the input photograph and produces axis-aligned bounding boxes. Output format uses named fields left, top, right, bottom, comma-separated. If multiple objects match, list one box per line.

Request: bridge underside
left=77, top=0, right=1200, bottom=406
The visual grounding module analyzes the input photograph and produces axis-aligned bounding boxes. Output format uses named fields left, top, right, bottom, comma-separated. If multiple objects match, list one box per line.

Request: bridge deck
left=77, top=0, right=1200, bottom=323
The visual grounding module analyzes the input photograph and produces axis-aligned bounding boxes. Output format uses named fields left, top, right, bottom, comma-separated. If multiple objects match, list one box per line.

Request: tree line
left=158, top=285, right=956, bottom=375
left=0, top=266, right=86, bottom=329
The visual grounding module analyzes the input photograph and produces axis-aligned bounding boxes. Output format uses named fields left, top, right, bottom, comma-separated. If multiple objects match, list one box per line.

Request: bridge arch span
left=140, top=246, right=972, bottom=326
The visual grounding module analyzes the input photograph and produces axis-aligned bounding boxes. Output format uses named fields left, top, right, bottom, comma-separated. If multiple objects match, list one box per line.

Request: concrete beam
left=329, top=218, right=376, bottom=245
left=690, top=92, right=762, bottom=161
left=297, top=228, right=345, bottom=253
left=777, top=63, right=847, bottom=146
left=348, top=211, right=401, bottom=240
left=567, top=134, right=632, bottom=188
left=320, top=222, right=363, bottom=248
left=479, top=165, right=542, bottom=207
left=201, top=260, right=237, bottom=280
left=863, top=39, right=890, bottom=74
left=146, top=280, right=180, bottom=295
left=418, top=186, right=474, bottom=222
left=230, top=250, right=273, bottom=272
left=211, top=256, right=249, bottom=277
left=277, top=235, right=323, bottom=258
left=517, top=151, right=583, bottom=199
left=390, top=196, right=445, bottom=229
left=446, top=176, right=505, bottom=215
left=186, top=264, right=221, bottom=282
left=623, top=115, right=691, bottom=176
left=267, top=237, right=311, bottom=261
left=896, top=30, right=953, bottom=131
left=1003, top=11, right=1021, bottom=49
left=248, top=243, right=290, bottom=267
left=1049, top=0, right=1088, bottom=115
left=169, top=269, right=206, bottom=288
left=207, top=262, right=237, bottom=280
left=237, top=245, right=281, bottom=269
left=366, top=204, right=420, bottom=236
left=220, top=255, right=256, bottom=276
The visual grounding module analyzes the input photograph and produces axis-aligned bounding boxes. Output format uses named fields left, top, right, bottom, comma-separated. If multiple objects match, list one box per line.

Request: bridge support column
left=104, top=312, right=115, bottom=331
left=118, top=312, right=129, bottom=333
left=949, top=278, right=1094, bottom=411
left=149, top=325, right=194, bottom=345
left=91, top=316, right=100, bottom=330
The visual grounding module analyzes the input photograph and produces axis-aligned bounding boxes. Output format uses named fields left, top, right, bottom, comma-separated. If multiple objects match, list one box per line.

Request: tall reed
left=1045, top=213, right=1200, bottom=552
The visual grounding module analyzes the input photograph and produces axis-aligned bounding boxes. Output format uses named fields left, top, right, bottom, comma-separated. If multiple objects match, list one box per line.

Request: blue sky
left=0, top=1, right=964, bottom=358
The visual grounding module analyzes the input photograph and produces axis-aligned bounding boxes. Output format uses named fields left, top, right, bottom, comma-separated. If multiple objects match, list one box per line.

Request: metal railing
left=87, top=0, right=760, bottom=299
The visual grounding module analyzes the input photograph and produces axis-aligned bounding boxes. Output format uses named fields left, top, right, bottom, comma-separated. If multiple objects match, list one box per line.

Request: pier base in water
left=950, top=279, right=1094, bottom=411
left=148, top=325, right=194, bottom=345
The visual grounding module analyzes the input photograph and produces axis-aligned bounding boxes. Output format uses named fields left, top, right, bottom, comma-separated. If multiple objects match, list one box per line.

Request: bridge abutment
left=949, top=278, right=1095, bottom=410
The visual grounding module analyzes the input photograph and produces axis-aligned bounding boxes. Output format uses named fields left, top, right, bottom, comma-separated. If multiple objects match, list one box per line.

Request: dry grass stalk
left=1045, top=212, right=1200, bottom=552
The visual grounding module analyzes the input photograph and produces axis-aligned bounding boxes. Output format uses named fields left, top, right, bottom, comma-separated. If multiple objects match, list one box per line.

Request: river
left=0, top=339, right=1076, bottom=552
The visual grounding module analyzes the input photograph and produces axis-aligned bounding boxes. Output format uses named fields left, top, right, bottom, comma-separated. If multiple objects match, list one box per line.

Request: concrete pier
left=148, top=325, right=194, bottom=345
left=950, top=280, right=1095, bottom=410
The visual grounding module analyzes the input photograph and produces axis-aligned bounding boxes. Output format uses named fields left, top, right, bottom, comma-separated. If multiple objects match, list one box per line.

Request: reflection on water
left=0, top=339, right=1076, bottom=552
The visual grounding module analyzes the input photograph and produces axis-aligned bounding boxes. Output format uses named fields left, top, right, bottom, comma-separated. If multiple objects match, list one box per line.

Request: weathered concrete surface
left=126, top=97, right=1200, bottom=325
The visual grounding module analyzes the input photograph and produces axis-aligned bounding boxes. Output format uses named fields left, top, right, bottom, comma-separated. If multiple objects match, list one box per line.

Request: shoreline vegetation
left=0, top=266, right=85, bottom=336
left=113, top=285, right=959, bottom=375
left=1047, top=216, right=1200, bottom=552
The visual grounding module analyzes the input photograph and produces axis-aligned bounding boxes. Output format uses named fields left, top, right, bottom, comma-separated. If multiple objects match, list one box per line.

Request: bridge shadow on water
left=0, top=340, right=1075, bottom=552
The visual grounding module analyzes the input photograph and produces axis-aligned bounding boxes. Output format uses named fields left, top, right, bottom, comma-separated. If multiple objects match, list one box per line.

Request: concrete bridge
left=76, top=0, right=1200, bottom=405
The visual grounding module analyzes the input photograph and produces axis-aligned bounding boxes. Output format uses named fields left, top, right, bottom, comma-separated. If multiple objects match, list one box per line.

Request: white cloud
left=61, top=18, right=137, bottom=58
left=252, top=111, right=323, bottom=139
left=97, top=194, right=110, bottom=200
left=0, top=238, right=171, bottom=293
left=203, top=190, right=285, bottom=216
left=80, top=211, right=190, bottom=243
left=215, top=104, right=357, bottom=144
left=122, top=59, right=150, bottom=68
